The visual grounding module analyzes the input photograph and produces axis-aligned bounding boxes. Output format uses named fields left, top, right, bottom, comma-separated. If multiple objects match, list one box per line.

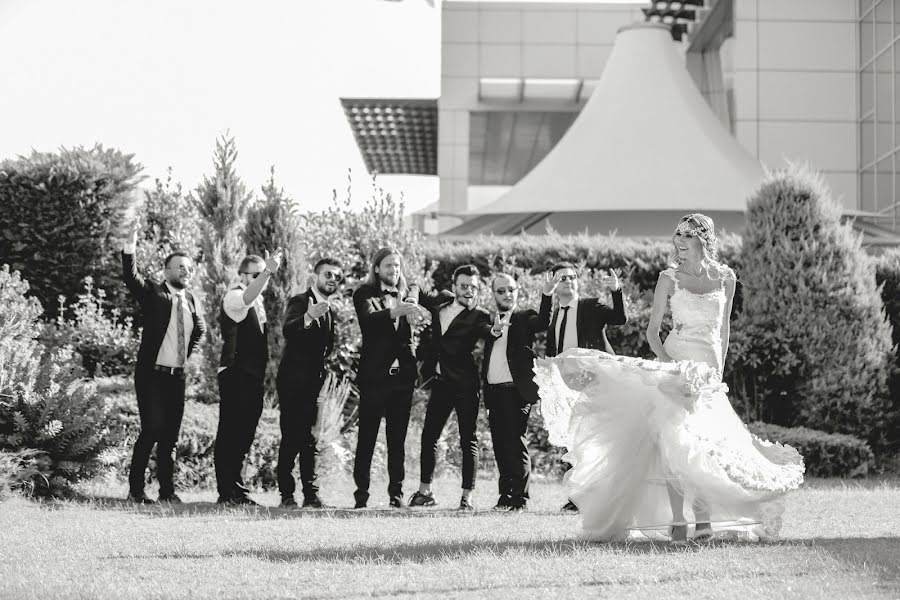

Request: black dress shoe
left=127, top=493, right=157, bottom=505
left=279, top=497, right=299, bottom=509
left=508, top=502, right=527, bottom=512
left=408, top=491, right=437, bottom=507
left=302, top=495, right=328, bottom=509
left=158, top=493, right=183, bottom=504
left=561, top=500, right=579, bottom=513
left=218, top=495, right=260, bottom=507
left=353, top=499, right=367, bottom=509
left=493, top=495, right=512, bottom=511
left=389, top=495, right=406, bottom=508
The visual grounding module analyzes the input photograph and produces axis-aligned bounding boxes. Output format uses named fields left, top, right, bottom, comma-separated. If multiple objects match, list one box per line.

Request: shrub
left=194, top=134, right=254, bottom=403
left=48, top=276, right=141, bottom=377
left=0, top=144, right=143, bottom=318
left=244, top=169, right=308, bottom=402
left=0, top=266, right=120, bottom=497
left=735, top=165, right=895, bottom=451
left=748, top=422, right=874, bottom=478
left=874, top=248, right=900, bottom=447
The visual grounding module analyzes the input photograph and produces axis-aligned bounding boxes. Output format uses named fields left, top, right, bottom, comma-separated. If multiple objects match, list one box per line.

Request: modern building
left=342, top=0, right=900, bottom=245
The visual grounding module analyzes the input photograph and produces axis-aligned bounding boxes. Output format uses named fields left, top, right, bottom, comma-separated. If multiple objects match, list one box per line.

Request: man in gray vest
left=214, top=249, right=283, bottom=506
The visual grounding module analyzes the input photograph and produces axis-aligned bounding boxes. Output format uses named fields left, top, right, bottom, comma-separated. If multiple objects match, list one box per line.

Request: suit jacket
left=417, top=290, right=495, bottom=394
left=482, top=308, right=546, bottom=404
left=121, top=251, right=205, bottom=371
left=353, top=282, right=418, bottom=386
left=540, top=290, right=626, bottom=358
left=277, top=289, right=335, bottom=391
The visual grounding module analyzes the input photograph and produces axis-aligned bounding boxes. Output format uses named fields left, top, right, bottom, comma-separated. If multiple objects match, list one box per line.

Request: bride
left=535, top=213, right=805, bottom=543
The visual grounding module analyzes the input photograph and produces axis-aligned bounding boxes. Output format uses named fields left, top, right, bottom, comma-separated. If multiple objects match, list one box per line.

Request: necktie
left=176, top=295, right=186, bottom=366
left=557, top=306, right=570, bottom=355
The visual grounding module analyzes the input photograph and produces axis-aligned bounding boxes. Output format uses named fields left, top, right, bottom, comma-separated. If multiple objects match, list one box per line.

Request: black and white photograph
left=1, top=0, right=899, bottom=598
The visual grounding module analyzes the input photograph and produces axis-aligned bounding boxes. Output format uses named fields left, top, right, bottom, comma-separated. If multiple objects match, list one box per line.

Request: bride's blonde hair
left=668, top=213, right=733, bottom=281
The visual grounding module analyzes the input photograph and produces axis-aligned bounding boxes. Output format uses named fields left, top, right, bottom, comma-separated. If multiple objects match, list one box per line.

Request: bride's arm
left=721, top=275, right=736, bottom=365
left=646, top=273, right=675, bottom=362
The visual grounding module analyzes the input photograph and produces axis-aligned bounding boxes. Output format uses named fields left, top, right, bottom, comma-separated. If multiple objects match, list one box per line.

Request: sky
left=0, top=0, right=646, bottom=215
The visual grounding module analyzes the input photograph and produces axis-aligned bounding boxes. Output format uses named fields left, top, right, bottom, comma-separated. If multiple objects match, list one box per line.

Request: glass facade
left=859, top=0, right=900, bottom=227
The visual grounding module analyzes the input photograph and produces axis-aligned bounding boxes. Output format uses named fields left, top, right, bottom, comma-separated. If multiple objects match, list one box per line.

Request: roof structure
left=467, top=22, right=764, bottom=217
left=340, top=98, right=438, bottom=175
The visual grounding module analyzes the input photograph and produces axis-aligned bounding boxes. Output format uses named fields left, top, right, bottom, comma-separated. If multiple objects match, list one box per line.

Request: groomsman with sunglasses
left=541, top=261, right=626, bottom=512
left=409, top=265, right=505, bottom=511
left=121, top=219, right=206, bottom=504
left=276, top=257, right=344, bottom=508
left=214, top=249, right=284, bottom=506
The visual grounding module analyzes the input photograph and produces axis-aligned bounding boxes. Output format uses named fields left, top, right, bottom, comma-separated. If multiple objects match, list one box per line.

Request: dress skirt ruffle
left=535, top=349, right=805, bottom=542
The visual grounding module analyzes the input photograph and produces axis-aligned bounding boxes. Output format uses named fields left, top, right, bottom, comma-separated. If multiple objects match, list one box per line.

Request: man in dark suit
left=483, top=273, right=549, bottom=511
left=121, top=219, right=206, bottom=504
left=408, top=265, right=504, bottom=511
left=276, top=257, right=343, bottom=509
left=352, top=247, right=423, bottom=509
left=541, top=261, right=626, bottom=512
left=214, top=249, right=284, bottom=506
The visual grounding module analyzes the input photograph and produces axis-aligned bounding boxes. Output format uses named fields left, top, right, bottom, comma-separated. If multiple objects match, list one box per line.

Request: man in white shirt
left=121, top=219, right=206, bottom=505
left=482, top=274, right=549, bottom=511
left=214, top=250, right=283, bottom=506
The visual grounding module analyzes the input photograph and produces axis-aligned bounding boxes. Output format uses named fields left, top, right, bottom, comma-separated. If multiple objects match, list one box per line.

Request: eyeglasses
left=322, top=271, right=343, bottom=281
left=495, top=287, right=518, bottom=295
left=558, top=275, right=577, bottom=282
left=240, top=271, right=263, bottom=279
left=171, top=265, right=194, bottom=274
left=456, top=283, right=479, bottom=291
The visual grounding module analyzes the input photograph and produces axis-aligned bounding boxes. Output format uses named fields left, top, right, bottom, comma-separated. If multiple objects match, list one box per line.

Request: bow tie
left=382, top=290, right=399, bottom=298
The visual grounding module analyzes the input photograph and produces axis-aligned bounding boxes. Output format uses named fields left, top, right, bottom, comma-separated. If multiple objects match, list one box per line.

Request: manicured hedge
left=748, top=422, right=874, bottom=478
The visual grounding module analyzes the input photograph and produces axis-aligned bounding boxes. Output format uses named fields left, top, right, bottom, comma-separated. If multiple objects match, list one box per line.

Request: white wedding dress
left=535, top=268, right=805, bottom=542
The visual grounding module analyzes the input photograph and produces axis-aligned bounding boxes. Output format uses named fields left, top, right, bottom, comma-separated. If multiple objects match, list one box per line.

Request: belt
left=153, top=364, right=185, bottom=377
left=486, top=382, right=516, bottom=390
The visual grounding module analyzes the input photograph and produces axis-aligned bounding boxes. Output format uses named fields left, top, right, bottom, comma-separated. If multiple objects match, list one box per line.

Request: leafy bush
left=0, top=144, right=143, bottom=319
left=244, top=169, right=308, bottom=402
left=748, top=422, right=874, bottom=478
left=48, top=276, right=141, bottom=377
left=0, top=266, right=121, bottom=497
left=734, top=165, right=895, bottom=450
left=874, top=248, right=900, bottom=447
left=194, top=134, right=253, bottom=403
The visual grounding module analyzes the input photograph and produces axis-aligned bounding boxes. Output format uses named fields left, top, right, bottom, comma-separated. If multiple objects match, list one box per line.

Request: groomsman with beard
left=276, top=258, right=344, bottom=509
left=121, top=219, right=206, bottom=504
left=482, top=273, right=551, bottom=511
left=351, top=247, right=423, bottom=509
left=409, top=265, right=504, bottom=511
left=541, top=261, right=626, bottom=512
left=214, top=249, right=284, bottom=506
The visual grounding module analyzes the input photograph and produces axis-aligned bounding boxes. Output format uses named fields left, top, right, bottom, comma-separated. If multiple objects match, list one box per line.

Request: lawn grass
left=2, top=476, right=899, bottom=599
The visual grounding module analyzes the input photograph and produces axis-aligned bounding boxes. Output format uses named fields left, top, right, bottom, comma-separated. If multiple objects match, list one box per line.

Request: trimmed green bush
left=735, top=165, right=895, bottom=450
left=748, top=422, right=874, bottom=478
left=0, top=145, right=143, bottom=318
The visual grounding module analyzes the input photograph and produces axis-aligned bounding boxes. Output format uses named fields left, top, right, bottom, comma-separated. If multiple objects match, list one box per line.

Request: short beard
left=167, top=278, right=186, bottom=290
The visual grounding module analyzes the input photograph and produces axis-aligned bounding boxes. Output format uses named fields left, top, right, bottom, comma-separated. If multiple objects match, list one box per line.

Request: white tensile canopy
left=470, top=22, right=764, bottom=216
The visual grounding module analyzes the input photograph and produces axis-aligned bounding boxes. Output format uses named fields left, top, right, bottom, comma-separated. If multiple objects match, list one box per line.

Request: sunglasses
left=456, top=283, right=479, bottom=291
left=240, top=271, right=263, bottom=279
left=322, top=271, right=343, bottom=281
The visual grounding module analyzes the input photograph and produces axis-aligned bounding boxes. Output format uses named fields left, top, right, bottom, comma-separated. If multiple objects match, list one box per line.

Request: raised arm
left=721, top=270, right=736, bottom=366
left=354, top=285, right=421, bottom=327
left=646, top=272, right=675, bottom=362
left=415, top=288, right=455, bottom=310
left=592, top=269, right=626, bottom=326
left=121, top=219, right=151, bottom=302
left=283, top=294, right=315, bottom=340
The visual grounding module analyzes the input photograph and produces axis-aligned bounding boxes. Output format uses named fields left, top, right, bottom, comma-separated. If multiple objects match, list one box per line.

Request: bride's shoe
left=693, top=522, right=714, bottom=541
left=668, top=522, right=688, bottom=544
